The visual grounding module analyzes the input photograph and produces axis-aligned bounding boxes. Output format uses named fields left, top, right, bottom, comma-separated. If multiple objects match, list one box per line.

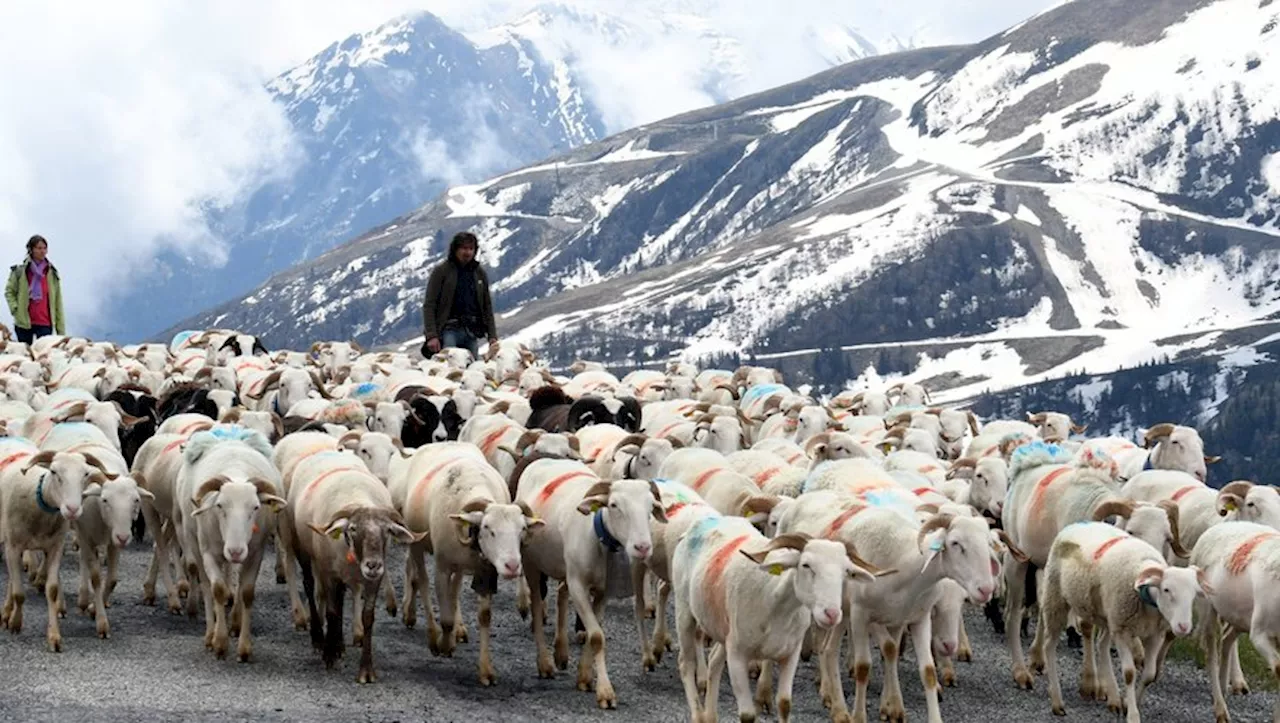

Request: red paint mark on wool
left=1227, top=533, right=1279, bottom=575
left=822, top=504, right=866, bottom=539
left=1171, top=485, right=1199, bottom=502
left=1029, top=468, right=1072, bottom=521
left=691, top=468, right=721, bottom=492
left=703, top=534, right=751, bottom=634
left=1092, top=536, right=1125, bottom=563
left=534, top=471, right=596, bottom=508
left=753, top=468, right=782, bottom=488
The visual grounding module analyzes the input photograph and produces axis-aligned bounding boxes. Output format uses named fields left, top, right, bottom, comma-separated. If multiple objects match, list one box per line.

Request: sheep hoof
left=1052, top=703, right=1066, bottom=716
left=292, top=609, right=309, bottom=631
left=537, top=656, right=556, bottom=679
left=478, top=666, right=497, bottom=687
left=1014, top=669, right=1034, bottom=690
left=97, top=622, right=109, bottom=639
left=942, top=670, right=956, bottom=687
left=238, top=646, right=252, bottom=663
left=595, top=684, right=617, bottom=710
left=644, top=604, right=656, bottom=620
left=517, top=607, right=529, bottom=621
left=212, top=636, right=229, bottom=659
left=385, top=601, right=397, bottom=618
left=142, top=588, right=156, bottom=606
left=879, top=703, right=905, bottom=722
left=1215, top=711, right=1230, bottom=723
left=642, top=654, right=656, bottom=672
left=402, top=610, right=416, bottom=629
left=427, top=628, right=442, bottom=656
left=957, top=647, right=972, bottom=663
left=357, top=667, right=376, bottom=684
left=47, top=631, right=62, bottom=653
left=1106, top=698, right=1123, bottom=714
left=352, top=632, right=364, bottom=647
left=1231, top=680, right=1250, bottom=696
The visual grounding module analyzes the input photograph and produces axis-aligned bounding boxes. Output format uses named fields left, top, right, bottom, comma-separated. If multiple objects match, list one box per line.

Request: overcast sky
left=0, top=0, right=1060, bottom=334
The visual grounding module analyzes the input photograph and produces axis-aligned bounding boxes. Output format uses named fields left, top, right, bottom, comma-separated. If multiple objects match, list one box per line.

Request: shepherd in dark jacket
left=421, top=231, right=498, bottom=358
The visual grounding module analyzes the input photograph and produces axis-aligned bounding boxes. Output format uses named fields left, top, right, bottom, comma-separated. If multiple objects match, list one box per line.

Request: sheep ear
left=81, top=483, right=102, bottom=498
left=576, top=496, right=607, bottom=515
left=742, top=547, right=800, bottom=575
left=258, top=494, right=287, bottom=512
left=309, top=519, right=348, bottom=540
left=137, top=487, right=155, bottom=501
left=1205, top=455, right=1222, bottom=464
left=449, top=511, right=485, bottom=527
left=1193, top=566, right=1214, bottom=596
left=1134, top=564, right=1164, bottom=590
left=388, top=523, right=426, bottom=544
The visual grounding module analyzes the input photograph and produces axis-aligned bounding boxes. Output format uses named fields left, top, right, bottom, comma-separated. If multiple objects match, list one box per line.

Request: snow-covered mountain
left=100, top=4, right=881, bottom=342
left=173, top=0, right=1280, bottom=412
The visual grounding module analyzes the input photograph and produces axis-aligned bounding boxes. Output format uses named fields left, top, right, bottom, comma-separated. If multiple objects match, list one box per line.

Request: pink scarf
left=27, top=259, right=48, bottom=302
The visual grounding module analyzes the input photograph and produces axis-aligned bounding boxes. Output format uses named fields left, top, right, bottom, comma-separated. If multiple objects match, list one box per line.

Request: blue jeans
left=15, top=324, right=52, bottom=344
left=441, top=326, right=481, bottom=357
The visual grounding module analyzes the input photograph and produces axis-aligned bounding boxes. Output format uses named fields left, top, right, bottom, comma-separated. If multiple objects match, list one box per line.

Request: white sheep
left=777, top=492, right=1011, bottom=723
left=73, top=469, right=152, bottom=638
left=399, top=442, right=540, bottom=685
left=515, top=459, right=664, bottom=708
left=672, top=518, right=883, bottom=723
left=242, top=366, right=332, bottom=415
left=726, top=449, right=808, bottom=498
left=131, top=432, right=191, bottom=612
left=1039, top=522, right=1208, bottom=721
left=655, top=448, right=781, bottom=527
left=173, top=427, right=285, bottom=661
left=0, top=446, right=105, bottom=651
left=1079, top=423, right=1218, bottom=482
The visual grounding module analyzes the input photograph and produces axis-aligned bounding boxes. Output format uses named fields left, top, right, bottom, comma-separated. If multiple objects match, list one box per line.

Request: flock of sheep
left=0, top=326, right=1274, bottom=723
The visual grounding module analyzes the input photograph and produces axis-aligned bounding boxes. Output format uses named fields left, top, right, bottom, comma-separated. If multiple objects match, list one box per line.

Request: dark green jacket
left=422, top=259, right=497, bottom=341
left=5, top=258, right=65, bottom=334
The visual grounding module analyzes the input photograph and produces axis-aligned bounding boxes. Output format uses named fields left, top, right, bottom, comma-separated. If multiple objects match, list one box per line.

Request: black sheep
left=528, top=386, right=642, bottom=433
left=156, top=383, right=223, bottom=422
left=400, top=395, right=462, bottom=448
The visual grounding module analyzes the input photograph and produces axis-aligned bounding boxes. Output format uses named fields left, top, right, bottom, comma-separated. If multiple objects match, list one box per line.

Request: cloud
left=0, top=0, right=1056, bottom=336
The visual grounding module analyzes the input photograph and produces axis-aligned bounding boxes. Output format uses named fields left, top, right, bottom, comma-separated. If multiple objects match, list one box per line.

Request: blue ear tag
left=1137, top=584, right=1158, bottom=608
left=929, top=538, right=944, bottom=552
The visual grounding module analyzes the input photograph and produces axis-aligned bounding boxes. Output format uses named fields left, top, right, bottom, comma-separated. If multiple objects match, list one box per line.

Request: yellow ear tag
left=1225, top=500, right=1238, bottom=512
left=329, top=527, right=344, bottom=540
left=768, top=564, right=785, bottom=576
left=591, top=501, right=604, bottom=512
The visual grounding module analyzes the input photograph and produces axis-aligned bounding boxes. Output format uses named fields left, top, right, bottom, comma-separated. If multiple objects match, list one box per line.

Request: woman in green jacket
left=5, top=235, right=65, bottom=343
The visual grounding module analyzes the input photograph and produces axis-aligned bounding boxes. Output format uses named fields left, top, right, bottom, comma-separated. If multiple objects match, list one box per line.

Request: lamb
left=1039, top=523, right=1208, bottom=721
left=0, top=446, right=105, bottom=651
left=286, top=448, right=420, bottom=682
left=777, top=492, right=1010, bottom=723
left=1191, top=521, right=1280, bottom=723
left=173, top=427, right=286, bottom=661
left=72, top=469, right=153, bottom=638
left=398, top=441, right=540, bottom=684
left=673, top=517, right=885, bottom=723
left=515, top=459, right=664, bottom=708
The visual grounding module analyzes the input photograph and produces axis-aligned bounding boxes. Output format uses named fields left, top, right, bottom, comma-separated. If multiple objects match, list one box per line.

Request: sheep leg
left=43, top=539, right=65, bottom=652
left=235, top=549, right=265, bottom=662
left=632, top=561, right=656, bottom=671
left=352, top=585, right=365, bottom=647
left=477, top=592, right=497, bottom=686
left=182, top=527, right=202, bottom=620
left=356, top=579, right=378, bottom=684
left=451, top=571, right=468, bottom=643
left=381, top=570, right=397, bottom=618
left=141, top=503, right=164, bottom=605
left=568, top=578, right=615, bottom=709
left=516, top=575, right=531, bottom=621
left=400, top=543, right=420, bottom=628
left=1245, top=624, right=1280, bottom=723
left=298, top=549, right=325, bottom=653
left=651, top=578, right=673, bottom=657
left=801, top=624, right=815, bottom=664
left=910, top=618, right=943, bottom=723
left=203, top=553, right=230, bottom=659
left=554, top=580, right=571, bottom=670
left=702, top=641, right=727, bottom=723
left=323, top=579, right=346, bottom=669
left=1078, top=619, right=1099, bottom=700
left=411, top=544, right=441, bottom=652
left=524, top=566, right=555, bottom=678
left=643, top=570, right=656, bottom=619
left=754, top=660, right=774, bottom=714
left=273, top=530, right=286, bottom=585
left=849, top=612, right=873, bottom=723
left=675, top=592, right=705, bottom=721
left=3, top=540, right=24, bottom=634
left=276, top=512, right=308, bottom=630
left=104, top=542, right=120, bottom=606
left=1227, top=634, right=1249, bottom=695
left=1201, top=600, right=1230, bottom=723
left=433, top=559, right=459, bottom=657
left=957, top=615, right=972, bottom=662
left=82, top=545, right=109, bottom=639
left=1114, top=632, right=1142, bottom=721
left=817, top=622, right=848, bottom=716
left=1003, top=555, right=1034, bottom=689
left=1039, top=569, right=1069, bottom=717
left=76, top=542, right=92, bottom=616
left=1136, top=631, right=1166, bottom=706
left=725, top=639, right=759, bottom=722
left=876, top=625, right=906, bottom=723
left=1097, top=628, right=1122, bottom=712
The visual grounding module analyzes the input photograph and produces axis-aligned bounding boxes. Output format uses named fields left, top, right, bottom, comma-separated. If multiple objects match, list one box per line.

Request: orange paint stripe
left=1029, top=467, right=1072, bottom=516
left=161, top=438, right=186, bottom=456
left=478, top=424, right=512, bottom=457
left=664, top=501, right=701, bottom=518
left=785, top=451, right=804, bottom=465
left=705, top=534, right=750, bottom=596
left=410, top=457, right=466, bottom=507
left=753, top=467, right=782, bottom=488
left=0, top=450, right=33, bottom=470
left=690, top=468, right=722, bottom=493
left=1171, top=485, right=1199, bottom=502
left=822, top=504, right=866, bottom=539
left=1092, top=536, right=1125, bottom=563
left=1227, top=532, right=1279, bottom=575
left=654, top=420, right=685, bottom=439
left=534, top=470, right=596, bottom=508
left=917, top=465, right=940, bottom=475
left=179, top=420, right=213, bottom=436
left=300, top=466, right=352, bottom=506
left=912, top=487, right=935, bottom=497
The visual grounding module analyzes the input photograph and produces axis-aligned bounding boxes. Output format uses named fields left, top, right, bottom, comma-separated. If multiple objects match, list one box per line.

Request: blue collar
left=35, top=473, right=58, bottom=515
left=593, top=510, right=622, bottom=553
left=272, top=396, right=282, bottom=416
left=1142, top=455, right=1155, bottom=472
left=1137, top=584, right=1158, bottom=609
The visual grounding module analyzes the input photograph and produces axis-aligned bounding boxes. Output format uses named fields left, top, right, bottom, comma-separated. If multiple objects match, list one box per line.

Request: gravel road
left=0, top=541, right=1270, bottom=722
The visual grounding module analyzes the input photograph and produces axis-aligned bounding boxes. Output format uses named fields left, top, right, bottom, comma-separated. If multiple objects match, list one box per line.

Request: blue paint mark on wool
left=742, top=384, right=787, bottom=404
left=353, top=382, right=380, bottom=398
left=682, top=515, right=723, bottom=558
left=209, top=424, right=259, bottom=444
